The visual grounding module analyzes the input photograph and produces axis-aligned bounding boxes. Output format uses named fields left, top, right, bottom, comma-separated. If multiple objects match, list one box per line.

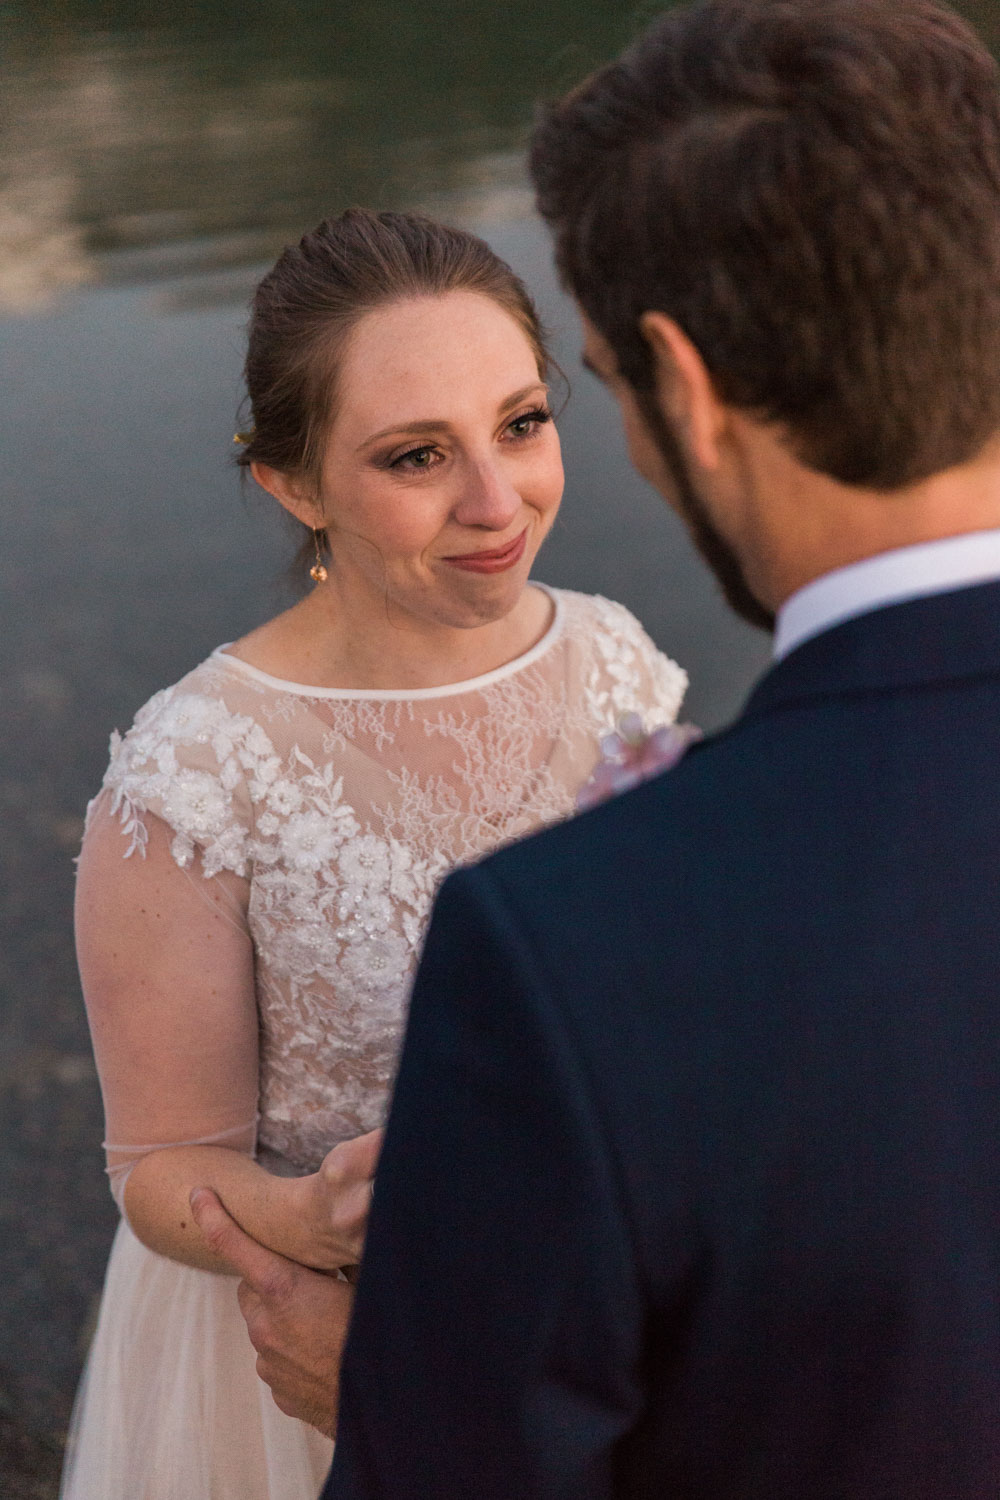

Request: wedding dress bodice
left=91, top=588, right=686, bottom=1172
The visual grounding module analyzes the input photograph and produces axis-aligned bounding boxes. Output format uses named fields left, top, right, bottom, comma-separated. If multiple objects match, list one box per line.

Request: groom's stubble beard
left=634, top=387, right=776, bottom=633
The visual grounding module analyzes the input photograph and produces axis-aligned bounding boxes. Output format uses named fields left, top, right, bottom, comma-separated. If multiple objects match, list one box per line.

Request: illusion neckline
left=210, top=584, right=564, bottom=702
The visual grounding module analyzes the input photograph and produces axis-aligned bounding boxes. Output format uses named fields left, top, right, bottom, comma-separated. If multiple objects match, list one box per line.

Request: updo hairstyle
left=236, top=208, right=554, bottom=569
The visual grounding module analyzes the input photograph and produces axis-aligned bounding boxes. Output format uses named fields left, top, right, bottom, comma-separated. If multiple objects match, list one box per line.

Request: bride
left=60, top=208, right=688, bottom=1499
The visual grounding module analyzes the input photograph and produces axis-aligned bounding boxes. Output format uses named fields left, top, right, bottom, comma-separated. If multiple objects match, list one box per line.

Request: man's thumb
left=189, top=1187, right=293, bottom=1294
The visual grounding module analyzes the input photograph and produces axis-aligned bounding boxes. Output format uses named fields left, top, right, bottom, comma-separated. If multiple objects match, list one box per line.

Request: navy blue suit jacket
left=325, top=581, right=1000, bottom=1499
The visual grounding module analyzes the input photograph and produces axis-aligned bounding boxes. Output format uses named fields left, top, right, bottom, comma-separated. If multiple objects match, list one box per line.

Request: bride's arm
left=123, top=1137, right=377, bottom=1275
left=76, top=800, right=377, bottom=1276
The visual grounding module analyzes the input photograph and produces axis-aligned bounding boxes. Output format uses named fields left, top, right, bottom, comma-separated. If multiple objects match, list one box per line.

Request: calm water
left=2, top=0, right=998, bottom=1481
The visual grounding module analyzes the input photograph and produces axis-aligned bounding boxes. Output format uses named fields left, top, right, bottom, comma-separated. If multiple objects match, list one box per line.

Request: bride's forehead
left=341, top=293, right=538, bottom=377
left=326, top=301, right=542, bottom=437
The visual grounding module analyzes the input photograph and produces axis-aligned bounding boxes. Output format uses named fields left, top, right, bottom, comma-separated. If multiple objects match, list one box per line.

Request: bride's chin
left=439, top=595, right=525, bottom=632
left=422, top=573, right=530, bottom=631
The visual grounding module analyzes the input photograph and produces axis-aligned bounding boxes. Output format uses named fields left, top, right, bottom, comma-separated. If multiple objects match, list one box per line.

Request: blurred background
left=2, top=0, right=998, bottom=1493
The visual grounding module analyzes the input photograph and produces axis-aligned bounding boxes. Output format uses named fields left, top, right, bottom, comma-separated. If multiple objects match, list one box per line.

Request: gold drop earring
left=310, top=527, right=328, bottom=584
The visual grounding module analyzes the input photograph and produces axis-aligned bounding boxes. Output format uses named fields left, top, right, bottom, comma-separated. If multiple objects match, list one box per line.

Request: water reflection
left=0, top=0, right=632, bottom=312
left=6, top=0, right=997, bottom=313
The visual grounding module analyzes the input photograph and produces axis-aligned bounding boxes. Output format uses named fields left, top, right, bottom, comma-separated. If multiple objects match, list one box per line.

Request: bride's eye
left=506, top=407, right=554, bottom=440
left=391, top=445, right=439, bottom=471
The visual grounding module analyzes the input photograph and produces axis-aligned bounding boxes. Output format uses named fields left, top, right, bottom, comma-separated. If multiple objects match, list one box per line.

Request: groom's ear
left=639, top=312, right=727, bottom=472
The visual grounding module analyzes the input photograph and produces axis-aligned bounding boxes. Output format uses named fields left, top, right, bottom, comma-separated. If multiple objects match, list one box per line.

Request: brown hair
left=530, top=0, right=1000, bottom=489
left=236, top=208, right=553, bottom=565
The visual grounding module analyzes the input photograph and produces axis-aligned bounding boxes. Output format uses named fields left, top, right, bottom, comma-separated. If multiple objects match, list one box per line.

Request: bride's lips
left=443, top=527, right=528, bottom=574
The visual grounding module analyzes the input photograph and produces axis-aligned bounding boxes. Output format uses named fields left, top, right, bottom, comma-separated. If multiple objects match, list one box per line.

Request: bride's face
left=309, top=290, right=563, bottom=631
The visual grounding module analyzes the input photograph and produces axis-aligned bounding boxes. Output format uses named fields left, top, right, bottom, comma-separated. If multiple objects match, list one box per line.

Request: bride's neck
left=233, top=580, right=552, bottom=692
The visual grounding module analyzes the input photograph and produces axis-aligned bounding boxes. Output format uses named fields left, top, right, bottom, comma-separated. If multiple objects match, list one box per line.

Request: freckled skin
left=245, top=291, right=565, bottom=692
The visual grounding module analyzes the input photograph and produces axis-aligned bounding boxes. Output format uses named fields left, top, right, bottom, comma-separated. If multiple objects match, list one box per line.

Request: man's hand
left=292, top=1126, right=383, bottom=1271
left=190, top=1187, right=353, bottom=1438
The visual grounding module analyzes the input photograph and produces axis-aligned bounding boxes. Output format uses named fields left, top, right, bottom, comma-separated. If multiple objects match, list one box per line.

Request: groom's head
left=531, top=0, right=1000, bottom=625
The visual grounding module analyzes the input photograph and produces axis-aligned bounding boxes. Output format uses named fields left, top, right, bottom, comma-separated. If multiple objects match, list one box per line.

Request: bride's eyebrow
left=357, top=383, right=550, bottom=451
left=497, top=381, right=550, bottom=414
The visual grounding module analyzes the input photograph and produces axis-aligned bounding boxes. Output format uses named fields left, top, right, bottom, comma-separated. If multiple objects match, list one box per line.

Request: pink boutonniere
left=576, top=713, right=703, bottom=812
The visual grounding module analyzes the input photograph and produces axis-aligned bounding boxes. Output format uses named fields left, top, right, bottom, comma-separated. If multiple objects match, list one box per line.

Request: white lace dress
left=61, top=587, right=687, bottom=1500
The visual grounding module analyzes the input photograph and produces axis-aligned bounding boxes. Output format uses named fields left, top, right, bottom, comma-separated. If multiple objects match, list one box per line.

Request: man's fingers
left=236, top=1277, right=261, bottom=1321
left=355, top=1126, right=384, bottom=1170
left=189, top=1188, right=295, bottom=1296
left=322, top=1127, right=384, bottom=1186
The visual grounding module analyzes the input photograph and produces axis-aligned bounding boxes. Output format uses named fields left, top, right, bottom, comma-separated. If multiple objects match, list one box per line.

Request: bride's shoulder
left=552, top=587, right=646, bottom=630
left=94, top=650, right=279, bottom=872
left=114, top=649, right=261, bottom=742
left=100, top=647, right=283, bottom=809
left=548, top=587, right=689, bottom=725
left=549, top=586, right=670, bottom=655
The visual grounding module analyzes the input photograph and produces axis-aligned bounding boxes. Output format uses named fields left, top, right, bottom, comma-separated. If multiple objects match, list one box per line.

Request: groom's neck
left=730, top=419, right=1000, bottom=613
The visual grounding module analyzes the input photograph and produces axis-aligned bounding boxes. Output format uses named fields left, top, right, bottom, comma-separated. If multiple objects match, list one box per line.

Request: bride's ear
left=250, top=461, right=323, bottom=529
left=639, top=312, right=727, bottom=472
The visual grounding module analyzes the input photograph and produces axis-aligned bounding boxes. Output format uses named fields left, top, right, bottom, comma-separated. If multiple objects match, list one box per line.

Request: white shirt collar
left=773, top=529, right=1000, bottom=661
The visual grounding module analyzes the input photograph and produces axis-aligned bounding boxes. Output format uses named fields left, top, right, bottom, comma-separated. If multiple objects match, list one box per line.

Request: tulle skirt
left=60, top=1218, right=334, bottom=1499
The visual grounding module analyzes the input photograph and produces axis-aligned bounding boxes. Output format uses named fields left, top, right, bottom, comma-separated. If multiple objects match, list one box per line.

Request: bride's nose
left=451, top=458, right=522, bottom=531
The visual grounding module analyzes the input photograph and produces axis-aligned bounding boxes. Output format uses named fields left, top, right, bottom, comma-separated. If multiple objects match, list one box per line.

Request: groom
left=195, top=0, right=1000, bottom=1493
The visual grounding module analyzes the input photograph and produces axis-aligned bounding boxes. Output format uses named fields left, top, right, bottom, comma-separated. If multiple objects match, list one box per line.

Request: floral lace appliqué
left=94, top=589, right=687, bottom=1171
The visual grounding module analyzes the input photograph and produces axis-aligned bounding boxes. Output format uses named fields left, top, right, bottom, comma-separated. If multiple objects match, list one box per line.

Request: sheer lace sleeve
left=79, top=699, right=259, bottom=1213
left=102, top=1119, right=258, bottom=1212
left=96, top=684, right=260, bottom=877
